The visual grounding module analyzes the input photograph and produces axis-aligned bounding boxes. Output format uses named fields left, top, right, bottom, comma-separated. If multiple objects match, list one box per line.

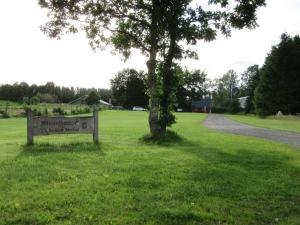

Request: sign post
left=27, top=109, right=99, bottom=145
left=27, top=110, right=33, bottom=145
left=93, top=110, right=99, bottom=144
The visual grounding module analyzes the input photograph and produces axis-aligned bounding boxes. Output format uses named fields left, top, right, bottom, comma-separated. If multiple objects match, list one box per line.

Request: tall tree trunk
left=160, top=30, right=177, bottom=131
left=147, top=0, right=162, bottom=136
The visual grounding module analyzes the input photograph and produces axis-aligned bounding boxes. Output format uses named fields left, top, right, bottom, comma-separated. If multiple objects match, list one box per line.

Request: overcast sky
left=0, top=0, right=299, bottom=89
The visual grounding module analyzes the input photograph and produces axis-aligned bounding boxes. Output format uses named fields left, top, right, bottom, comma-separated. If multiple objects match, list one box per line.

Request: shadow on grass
left=21, top=142, right=103, bottom=154
left=140, top=130, right=187, bottom=146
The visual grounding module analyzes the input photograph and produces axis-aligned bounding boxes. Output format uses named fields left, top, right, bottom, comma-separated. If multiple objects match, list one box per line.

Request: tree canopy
left=39, top=0, right=266, bottom=135
left=240, top=65, right=260, bottom=113
left=111, top=69, right=148, bottom=109
left=86, top=91, right=101, bottom=105
left=254, top=34, right=300, bottom=116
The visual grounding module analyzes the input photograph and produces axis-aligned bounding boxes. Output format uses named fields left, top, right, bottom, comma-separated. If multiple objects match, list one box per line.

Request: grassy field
left=226, top=114, right=300, bottom=133
left=1, top=111, right=300, bottom=225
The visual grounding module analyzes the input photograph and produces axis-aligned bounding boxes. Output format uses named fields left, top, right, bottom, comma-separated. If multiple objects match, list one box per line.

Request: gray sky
left=0, top=0, right=300, bottom=89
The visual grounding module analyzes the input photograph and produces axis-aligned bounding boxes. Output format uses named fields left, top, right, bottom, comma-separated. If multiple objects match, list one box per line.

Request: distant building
left=238, top=96, right=249, bottom=109
left=69, top=95, right=112, bottom=107
left=192, top=98, right=212, bottom=113
left=69, top=95, right=88, bottom=105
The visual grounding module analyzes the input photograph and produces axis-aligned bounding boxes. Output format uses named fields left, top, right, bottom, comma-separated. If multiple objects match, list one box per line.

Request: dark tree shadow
left=140, top=130, right=187, bottom=146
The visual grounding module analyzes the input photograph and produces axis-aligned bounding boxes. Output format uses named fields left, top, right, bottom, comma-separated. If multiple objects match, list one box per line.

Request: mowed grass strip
left=0, top=111, right=300, bottom=225
left=225, top=114, right=300, bottom=133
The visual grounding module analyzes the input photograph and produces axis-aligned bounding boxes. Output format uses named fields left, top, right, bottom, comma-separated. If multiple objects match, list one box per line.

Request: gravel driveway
left=204, top=114, right=300, bottom=149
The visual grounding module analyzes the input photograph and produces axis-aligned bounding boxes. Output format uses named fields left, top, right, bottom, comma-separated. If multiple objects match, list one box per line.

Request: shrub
left=30, top=96, right=40, bottom=105
left=43, top=108, right=49, bottom=116
left=0, top=110, right=10, bottom=118
left=70, top=107, right=91, bottom=115
left=23, top=97, right=30, bottom=105
left=53, top=107, right=66, bottom=115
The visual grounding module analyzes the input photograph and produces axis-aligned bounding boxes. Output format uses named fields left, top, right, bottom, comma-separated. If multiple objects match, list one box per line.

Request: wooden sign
left=27, top=110, right=99, bottom=145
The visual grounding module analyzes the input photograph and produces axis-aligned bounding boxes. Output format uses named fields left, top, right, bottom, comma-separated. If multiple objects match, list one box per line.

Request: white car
left=132, top=106, right=146, bottom=111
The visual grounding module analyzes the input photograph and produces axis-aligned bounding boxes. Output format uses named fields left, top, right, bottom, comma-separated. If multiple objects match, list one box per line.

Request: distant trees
left=176, top=69, right=210, bottom=111
left=111, top=69, right=148, bottom=109
left=0, top=82, right=112, bottom=104
left=86, top=91, right=100, bottom=106
left=254, top=34, right=300, bottom=116
left=212, top=70, right=240, bottom=113
left=240, top=65, right=260, bottom=113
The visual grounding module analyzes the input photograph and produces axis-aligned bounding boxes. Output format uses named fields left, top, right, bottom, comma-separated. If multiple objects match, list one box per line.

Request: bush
left=43, top=108, right=49, bottom=116
left=53, top=107, right=66, bottom=115
left=37, top=93, right=58, bottom=103
left=23, top=97, right=29, bottom=105
left=70, top=107, right=91, bottom=115
left=0, top=110, right=10, bottom=118
left=24, top=107, right=42, bottom=116
left=30, top=96, right=40, bottom=105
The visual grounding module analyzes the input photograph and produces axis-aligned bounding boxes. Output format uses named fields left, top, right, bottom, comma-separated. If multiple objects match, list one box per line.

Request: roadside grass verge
left=0, top=111, right=300, bottom=225
left=225, top=114, right=300, bottom=133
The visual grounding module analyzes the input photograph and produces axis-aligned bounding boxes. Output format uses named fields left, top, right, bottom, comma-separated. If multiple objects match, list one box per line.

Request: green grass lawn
left=1, top=111, right=300, bottom=225
left=225, top=114, right=300, bottom=133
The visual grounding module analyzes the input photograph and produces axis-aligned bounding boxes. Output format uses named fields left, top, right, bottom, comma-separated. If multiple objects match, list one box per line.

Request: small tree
left=111, top=69, right=148, bottom=109
left=86, top=91, right=100, bottom=106
left=176, top=68, right=210, bottom=111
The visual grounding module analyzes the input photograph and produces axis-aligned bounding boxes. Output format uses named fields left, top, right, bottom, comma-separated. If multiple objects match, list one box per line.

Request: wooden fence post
left=27, top=109, right=33, bottom=145
left=93, top=110, right=99, bottom=144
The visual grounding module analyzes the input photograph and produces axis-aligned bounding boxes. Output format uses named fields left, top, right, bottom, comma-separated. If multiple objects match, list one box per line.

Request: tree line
left=0, top=82, right=111, bottom=104
left=212, top=33, right=300, bottom=116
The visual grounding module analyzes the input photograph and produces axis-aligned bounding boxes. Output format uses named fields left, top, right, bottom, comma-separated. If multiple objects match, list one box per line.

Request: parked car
left=132, top=106, right=146, bottom=111
left=112, top=106, right=125, bottom=110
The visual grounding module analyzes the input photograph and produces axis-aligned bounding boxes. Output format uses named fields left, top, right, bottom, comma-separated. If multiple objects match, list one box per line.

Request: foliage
left=37, top=92, right=58, bottom=103
left=229, top=98, right=242, bottom=114
left=254, top=34, right=300, bottom=116
left=39, top=0, right=266, bottom=135
left=0, top=110, right=10, bottom=118
left=240, top=65, right=260, bottom=113
left=1, top=111, right=300, bottom=224
left=0, top=81, right=112, bottom=104
left=29, top=96, right=40, bottom=105
left=176, top=68, right=210, bottom=111
left=71, top=107, right=91, bottom=115
left=85, top=91, right=100, bottom=106
left=212, top=70, right=240, bottom=112
left=22, top=96, right=30, bottom=105
left=211, top=106, right=228, bottom=114
left=111, top=69, right=148, bottom=109
left=52, top=107, right=66, bottom=115
left=23, top=107, right=45, bottom=117
left=158, top=62, right=178, bottom=128
left=156, top=0, right=266, bottom=130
